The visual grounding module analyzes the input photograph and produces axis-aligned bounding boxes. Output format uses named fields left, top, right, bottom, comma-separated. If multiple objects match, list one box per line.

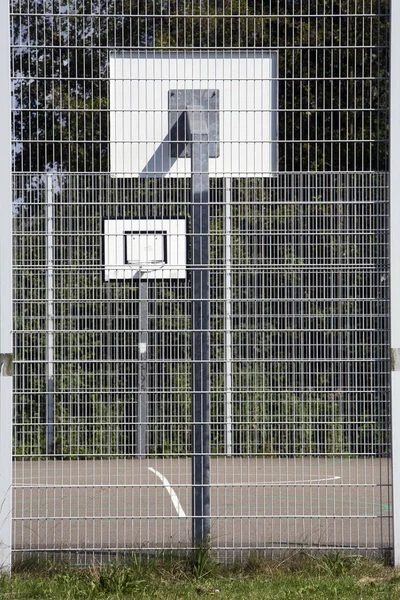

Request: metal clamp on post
left=392, top=349, right=400, bottom=372
left=0, top=354, right=12, bottom=377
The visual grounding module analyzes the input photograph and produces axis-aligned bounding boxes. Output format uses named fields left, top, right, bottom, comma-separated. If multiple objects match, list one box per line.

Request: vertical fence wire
left=10, top=1, right=391, bottom=562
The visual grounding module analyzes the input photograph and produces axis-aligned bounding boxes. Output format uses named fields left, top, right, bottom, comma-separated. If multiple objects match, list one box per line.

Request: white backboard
left=103, top=218, right=186, bottom=280
left=109, top=50, right=277, bottom=178
left=126, top=233, right=165, bottom=266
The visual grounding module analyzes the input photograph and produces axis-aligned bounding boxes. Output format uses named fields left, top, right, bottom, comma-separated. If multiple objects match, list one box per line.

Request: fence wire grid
left=10, top=0, right=391, bottom=562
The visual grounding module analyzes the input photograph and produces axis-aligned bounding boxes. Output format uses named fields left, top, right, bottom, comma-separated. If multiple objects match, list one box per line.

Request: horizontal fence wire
left=10, top=0, right=391, bottom=562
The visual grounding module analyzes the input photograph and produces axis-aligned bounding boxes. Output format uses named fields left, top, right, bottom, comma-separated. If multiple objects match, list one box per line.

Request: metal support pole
left=391, top=0, right=400, bottom=567
left=137, top=277, right=148, bottom=458
left=0, top=0, right=13, bottom=571
left=224, top=178, right=233, bottom=456
left=46, top=175, right=54, bottom=455
left=187, top=107, right=211, bottom=547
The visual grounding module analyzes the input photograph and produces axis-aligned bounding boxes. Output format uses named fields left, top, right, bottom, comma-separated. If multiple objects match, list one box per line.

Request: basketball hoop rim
left=126, top=260, right=166, bottom=273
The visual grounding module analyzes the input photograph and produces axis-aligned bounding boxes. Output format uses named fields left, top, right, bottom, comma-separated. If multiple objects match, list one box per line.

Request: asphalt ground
left=13, top=457, right=392, bottom=555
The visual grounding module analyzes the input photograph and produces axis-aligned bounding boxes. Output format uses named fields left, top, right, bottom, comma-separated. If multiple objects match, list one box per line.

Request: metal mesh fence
left=11, top=1, right=391, bottom=561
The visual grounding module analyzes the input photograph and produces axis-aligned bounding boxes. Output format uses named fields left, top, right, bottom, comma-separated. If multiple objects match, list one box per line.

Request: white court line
left=274, top=476, right=341, bottom=485
left=147, top=470, right=340, bottom=518
left=148, top=467, right=187, bottom=517
left=13, top=476, right=341, bottom=488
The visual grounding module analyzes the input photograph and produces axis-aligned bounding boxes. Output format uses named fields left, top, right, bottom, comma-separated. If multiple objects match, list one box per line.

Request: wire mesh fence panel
left=11, top=1, right=391, bottom=562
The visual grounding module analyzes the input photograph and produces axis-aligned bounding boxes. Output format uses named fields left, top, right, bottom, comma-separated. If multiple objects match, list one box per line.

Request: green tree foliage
left=11, top=0, right=389, bottom=173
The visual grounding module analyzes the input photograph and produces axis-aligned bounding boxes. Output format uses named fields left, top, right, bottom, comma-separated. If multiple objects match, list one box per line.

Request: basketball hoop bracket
left=168, top=89, right=220, bottom=158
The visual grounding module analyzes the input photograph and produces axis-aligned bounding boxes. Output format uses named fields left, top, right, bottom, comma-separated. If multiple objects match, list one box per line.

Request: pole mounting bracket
left=168, top=89, right=220, bottom=158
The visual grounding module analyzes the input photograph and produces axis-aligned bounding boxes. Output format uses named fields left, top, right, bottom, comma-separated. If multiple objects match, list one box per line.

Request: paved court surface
left=13, top=457, right=392, bottom=556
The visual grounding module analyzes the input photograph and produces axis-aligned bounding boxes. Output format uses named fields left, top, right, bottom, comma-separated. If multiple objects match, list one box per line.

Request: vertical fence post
left=391, top=0, right=400, bottom=567
left=224, top=178, right=232, bottom=455
left=137, top=277, right=148, bottom=458
left=391, top=0, right=400, bottom=566
left=0, top=0, right=13, bottom=572
left=46, top=175, right=54, bottom=455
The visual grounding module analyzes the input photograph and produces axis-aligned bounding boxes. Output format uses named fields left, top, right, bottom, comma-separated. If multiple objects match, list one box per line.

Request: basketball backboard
left=109, top=50, right=277, bottom=178
left=103, top=218, right=186, bottom=280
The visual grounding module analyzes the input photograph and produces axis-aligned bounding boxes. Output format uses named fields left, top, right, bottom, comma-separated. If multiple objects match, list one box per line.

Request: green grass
left=1, top=552, right=400, bottom=599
